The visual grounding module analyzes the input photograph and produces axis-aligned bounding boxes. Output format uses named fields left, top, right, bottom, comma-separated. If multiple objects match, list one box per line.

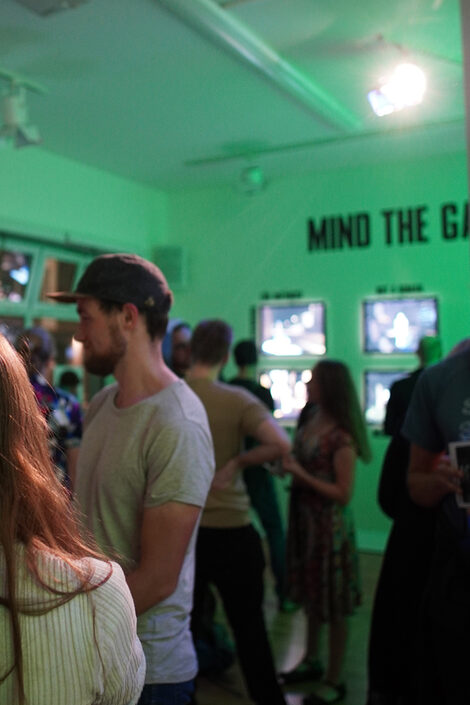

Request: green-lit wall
left=1, top=143, right=468, bottom=552
left=167, top=149, right=470, bottom=551
left=0, top=148, right=167, bottom=254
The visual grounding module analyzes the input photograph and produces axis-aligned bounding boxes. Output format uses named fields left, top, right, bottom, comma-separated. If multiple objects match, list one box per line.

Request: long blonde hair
left=0, top=335, right=111, bottom=703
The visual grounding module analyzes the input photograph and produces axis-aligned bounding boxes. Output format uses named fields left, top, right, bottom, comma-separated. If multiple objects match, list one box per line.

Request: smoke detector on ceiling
left=237, top=165, right=267, bottom=195
left=14, top=0, right=88, bottom=16
left=0, top=87, right=41, bottom=148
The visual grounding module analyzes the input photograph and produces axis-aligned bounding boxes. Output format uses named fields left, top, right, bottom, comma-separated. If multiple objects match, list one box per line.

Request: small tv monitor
left=257, top=299, right=326, bottom=358
left=259, top=368, right=312, bottom=423
left=0, top=250, right=32, bottom=302
left=364, top=369, right=409, bottom=425
left=363, top=297, right=438, bottom=354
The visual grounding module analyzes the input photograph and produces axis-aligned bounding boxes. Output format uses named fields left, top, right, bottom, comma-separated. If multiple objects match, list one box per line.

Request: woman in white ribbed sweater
left=0, top=334, right=145, bottom=705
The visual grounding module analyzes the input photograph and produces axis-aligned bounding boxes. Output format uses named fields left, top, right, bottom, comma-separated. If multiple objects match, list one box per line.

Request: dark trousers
left=243, top=467, right=286, bottom=601
left=193, top=524, right=286, bottom=705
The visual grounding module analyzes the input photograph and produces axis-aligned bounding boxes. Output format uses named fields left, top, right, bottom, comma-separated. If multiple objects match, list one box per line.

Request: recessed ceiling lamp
left=368, top=62, right=427, bottom=117
left=0, top=86, right=41, bottom=148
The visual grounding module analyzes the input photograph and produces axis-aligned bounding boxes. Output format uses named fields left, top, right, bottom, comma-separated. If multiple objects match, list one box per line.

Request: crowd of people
left=1, top=250, right=469, bottom=705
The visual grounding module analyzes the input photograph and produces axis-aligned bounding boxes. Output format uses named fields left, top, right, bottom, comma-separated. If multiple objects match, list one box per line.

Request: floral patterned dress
left=286, top=421, right=362, bottom=622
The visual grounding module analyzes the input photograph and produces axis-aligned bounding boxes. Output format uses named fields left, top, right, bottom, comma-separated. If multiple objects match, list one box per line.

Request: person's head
left=306, top=359, right=371, bottom=462
left=15, top=327, right=55, bottom=377
left=191, top=319, right=233, bottom=367
left=0, top=334, right=109, bottom=702
left=171, top=323, right=192, bottom=376
left=233, top=340, right=258, bottom=369
left=58, top=369, right=80, bottom=395
left=47, top=253, right=173, bottom=376
left=417, top=335, right=442, bottom=367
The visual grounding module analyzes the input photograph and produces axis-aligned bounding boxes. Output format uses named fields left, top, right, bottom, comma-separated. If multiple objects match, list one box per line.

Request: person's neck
left=187, top=362, right=221, bottom=382
left=113, top=341, right=178, bottom=408
left=236, top=365, right=255, bottom=381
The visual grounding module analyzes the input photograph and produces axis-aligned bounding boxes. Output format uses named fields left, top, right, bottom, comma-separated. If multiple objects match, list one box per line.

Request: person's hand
left=211, top=457, right=240, bottom=491
left=282, top=453, right=303, bottom=476
left=432, top=453, right=463, bottom=496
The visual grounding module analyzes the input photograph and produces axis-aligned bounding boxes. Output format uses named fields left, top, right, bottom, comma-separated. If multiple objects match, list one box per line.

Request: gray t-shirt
left=75, top=379, right=215, bottom=684
left=402, top=352, right=470, bottom=451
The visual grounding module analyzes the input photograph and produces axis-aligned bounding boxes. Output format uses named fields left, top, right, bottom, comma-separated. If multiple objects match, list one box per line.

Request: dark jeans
left=243, top=466, right=286, bottom=600
left=193, top=524, right=286, bottom=705
left=137, top=680, right=194, bottom=705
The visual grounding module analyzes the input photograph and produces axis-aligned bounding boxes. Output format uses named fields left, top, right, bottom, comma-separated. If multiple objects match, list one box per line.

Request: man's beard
left=83, top=324, right=127, bottom=377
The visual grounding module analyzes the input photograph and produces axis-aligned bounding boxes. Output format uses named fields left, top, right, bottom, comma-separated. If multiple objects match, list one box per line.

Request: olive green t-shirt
left=186, top=378, right=269, bottom=528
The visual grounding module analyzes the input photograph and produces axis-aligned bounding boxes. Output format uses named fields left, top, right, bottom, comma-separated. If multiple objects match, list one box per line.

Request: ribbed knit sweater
left=0, top=546, right=145, bottom=705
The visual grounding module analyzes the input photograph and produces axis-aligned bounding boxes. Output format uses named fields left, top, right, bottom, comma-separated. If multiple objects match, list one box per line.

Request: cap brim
left=46, top=291, right=89, bottom=303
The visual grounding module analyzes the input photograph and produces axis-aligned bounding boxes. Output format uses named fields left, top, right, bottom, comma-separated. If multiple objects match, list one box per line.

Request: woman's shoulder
left=328, top=427, right=355, bottom=451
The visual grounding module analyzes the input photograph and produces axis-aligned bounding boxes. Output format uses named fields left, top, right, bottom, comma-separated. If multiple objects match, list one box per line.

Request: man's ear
left=121, top=303, right=140, bottom=329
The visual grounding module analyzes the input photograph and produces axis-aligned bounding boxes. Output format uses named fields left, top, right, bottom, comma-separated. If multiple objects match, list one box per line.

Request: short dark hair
left=59, top=370, right=80, bottom=389
left=234, top=340, right=257, bottom=367
left=191, top=320, right=232, bottom=365
left=98, top=298, right=170, bottom=341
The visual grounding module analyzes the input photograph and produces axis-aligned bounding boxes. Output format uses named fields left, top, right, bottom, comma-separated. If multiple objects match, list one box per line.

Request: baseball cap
left=47, top=253, right=173, bottom=310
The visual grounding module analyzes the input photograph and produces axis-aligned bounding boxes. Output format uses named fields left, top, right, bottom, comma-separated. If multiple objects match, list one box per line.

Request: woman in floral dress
left=281, top=360, right=371, bottom=705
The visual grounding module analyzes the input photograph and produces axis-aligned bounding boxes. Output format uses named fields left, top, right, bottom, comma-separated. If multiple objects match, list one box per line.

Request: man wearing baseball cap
left=49, top=253, right=215, bottom=705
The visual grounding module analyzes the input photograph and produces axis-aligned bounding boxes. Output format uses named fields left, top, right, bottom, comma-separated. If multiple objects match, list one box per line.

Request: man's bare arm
left=211, top=418, right=290, bottom=490
left=408, top=443, right=462, bottom=507
left=126, top=501, right=201, bottom=616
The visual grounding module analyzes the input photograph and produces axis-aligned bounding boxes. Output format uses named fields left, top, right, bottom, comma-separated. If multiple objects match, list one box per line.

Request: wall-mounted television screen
left=0, top=250, right=32, bottom=302
left=259, top=368, right=312, bottom=423
left=363, top=297, right=438, bottom=354
left=364, top=369, right=409, bottom=425
left=257, top=300, right=326, bottom=358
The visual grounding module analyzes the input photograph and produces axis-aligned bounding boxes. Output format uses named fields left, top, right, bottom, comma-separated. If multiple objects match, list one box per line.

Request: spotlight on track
left=368, top=62, right=427, bottom=117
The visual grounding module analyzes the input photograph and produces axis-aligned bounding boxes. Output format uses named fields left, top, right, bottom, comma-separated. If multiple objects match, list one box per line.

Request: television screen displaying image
left=259, top=368, right=312, bottom=423
left=364, top=369, right=409, bottom=425
left=0, top=250, right=32, bottom=302
left=257, top=300, right=326, bottom=358
left=363, top=297, right=438, bottom=354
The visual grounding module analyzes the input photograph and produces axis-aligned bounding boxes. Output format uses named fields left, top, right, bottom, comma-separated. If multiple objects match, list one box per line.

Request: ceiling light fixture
left=368, top=62, right=427, bottom=117
left=14, top=0, right=88, bottom=16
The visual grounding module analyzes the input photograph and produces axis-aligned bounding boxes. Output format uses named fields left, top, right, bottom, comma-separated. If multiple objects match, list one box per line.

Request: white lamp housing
left=368, top=62, right=427, bottom=117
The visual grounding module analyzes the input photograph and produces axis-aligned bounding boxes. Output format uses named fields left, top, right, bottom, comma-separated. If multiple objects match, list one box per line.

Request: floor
left=194, top=551, right=382, bottom=705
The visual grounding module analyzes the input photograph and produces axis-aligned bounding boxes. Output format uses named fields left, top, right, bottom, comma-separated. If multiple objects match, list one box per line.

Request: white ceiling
left=0, top=0, right=466, bottom=190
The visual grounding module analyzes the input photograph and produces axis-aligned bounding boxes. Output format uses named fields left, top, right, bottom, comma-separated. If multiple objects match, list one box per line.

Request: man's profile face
left=75, top=298, right=127, bottom=377
left=171, top=326, right=191, bottom=376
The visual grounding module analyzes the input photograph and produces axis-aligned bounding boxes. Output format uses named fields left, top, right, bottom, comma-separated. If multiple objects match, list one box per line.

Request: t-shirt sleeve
left=401, top=369, right=445, bottom=453
left=237, top=389, right=271, bottom=438
left=144, top=418, right=215, bottom=509
left=92, top=562, right=146, bottom=705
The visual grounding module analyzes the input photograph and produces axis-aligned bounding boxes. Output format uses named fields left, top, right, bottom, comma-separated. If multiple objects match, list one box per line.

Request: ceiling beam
left=157, top=0, right=361, bottom=131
